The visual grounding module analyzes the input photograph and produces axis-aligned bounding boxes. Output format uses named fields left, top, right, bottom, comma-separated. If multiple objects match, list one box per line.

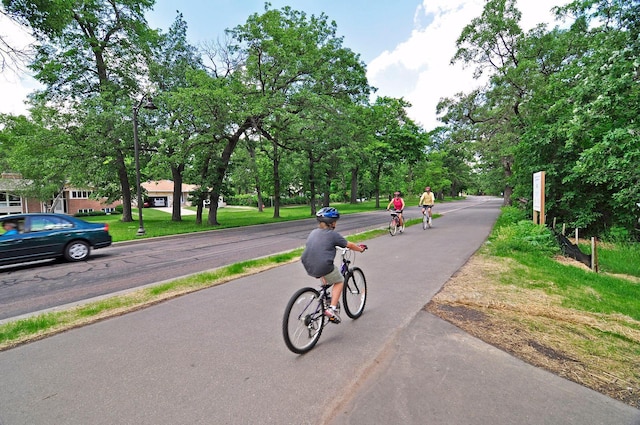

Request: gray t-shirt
left=301, top=228, right=348, bottom=278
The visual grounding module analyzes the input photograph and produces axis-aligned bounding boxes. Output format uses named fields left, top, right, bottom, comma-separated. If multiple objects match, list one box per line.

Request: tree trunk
left=374, top=163, right=383, bottom=208
left=207, top=192, right=220, bottom=225
left=248, top=146, right=264, bottom=212
left=308, top=151, right=318, bottom=216
left=171, top=165, right=184, bottom=221
left=272, top=141, right=281, bottom=218
left=502, top=156, right=513, bottom=206
left=207, top=122, right=251, bottom=226
left=350, top=167, right=358, bottom=203
left=116, top=153, right=133, bottom=222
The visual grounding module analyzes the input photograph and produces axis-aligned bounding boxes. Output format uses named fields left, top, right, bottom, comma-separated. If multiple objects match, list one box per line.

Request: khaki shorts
left=321, top=266, right=343, bottom=286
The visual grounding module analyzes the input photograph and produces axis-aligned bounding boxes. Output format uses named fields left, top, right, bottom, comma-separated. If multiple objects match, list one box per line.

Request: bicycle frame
left=389, top=211, right=402, bottom=236
left=319, top=247, right=353, bottom=303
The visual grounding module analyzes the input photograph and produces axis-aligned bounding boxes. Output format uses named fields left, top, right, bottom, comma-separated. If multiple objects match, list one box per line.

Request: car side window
left=1, top=218, right=24, bottom=237
left=29, top=216, right=75, bottom=232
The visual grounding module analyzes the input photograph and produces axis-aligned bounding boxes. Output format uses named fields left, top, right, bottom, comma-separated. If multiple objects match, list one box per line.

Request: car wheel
left=64, top=240, right=91, bottom=261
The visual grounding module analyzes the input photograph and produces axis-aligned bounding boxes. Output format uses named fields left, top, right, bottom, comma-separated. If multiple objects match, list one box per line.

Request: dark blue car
left=0, top=213, right=112, bottom=266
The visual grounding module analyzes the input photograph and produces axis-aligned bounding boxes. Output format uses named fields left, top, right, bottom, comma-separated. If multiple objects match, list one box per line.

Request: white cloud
left=368, top=0, right=564, bottom=131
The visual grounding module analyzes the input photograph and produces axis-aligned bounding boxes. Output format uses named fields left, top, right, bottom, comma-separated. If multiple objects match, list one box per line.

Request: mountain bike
left=283, top=245, right=368, bottom=354
left=388, top=210, right=404, bottom=236
left=420, top=205, right=432, bottom=230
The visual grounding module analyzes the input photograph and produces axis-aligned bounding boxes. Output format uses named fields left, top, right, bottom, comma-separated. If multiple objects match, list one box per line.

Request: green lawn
left=87, top=200, right=386, bottom=242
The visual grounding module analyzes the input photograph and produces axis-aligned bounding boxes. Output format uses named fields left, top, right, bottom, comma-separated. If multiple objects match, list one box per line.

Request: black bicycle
left=283, top=245, right=368, bottom=354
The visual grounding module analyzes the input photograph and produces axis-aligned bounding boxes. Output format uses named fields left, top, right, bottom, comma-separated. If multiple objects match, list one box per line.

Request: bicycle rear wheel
left=389, top=218, right=398, bottom=236
left=283, top=287, right=325, bottom=354
left=342, top=267, right=367, bottom=319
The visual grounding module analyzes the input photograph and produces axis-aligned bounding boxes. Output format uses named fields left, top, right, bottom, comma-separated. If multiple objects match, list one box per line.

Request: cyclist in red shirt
left=386, top=191, right=406, bottom=231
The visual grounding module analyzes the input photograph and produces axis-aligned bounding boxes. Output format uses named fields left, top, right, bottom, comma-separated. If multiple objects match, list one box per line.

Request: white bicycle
left=420, top=205, right=433, bottom=230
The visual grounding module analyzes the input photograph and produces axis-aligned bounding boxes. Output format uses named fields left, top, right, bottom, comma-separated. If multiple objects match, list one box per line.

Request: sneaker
left=324, top=307, right=342, bottom=324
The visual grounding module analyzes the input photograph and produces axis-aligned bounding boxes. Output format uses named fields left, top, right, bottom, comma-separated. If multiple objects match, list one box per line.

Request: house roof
left=0, top=176, right=31, bottom=192
left=141, top=180, right=199, bottom=194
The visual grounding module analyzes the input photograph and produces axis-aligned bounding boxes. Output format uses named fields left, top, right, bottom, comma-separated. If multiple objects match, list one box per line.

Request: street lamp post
left=132, top=97, right=157, bottom=236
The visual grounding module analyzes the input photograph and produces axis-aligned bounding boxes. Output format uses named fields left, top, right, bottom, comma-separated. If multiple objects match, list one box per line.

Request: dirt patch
left=553, top=254, right=591, bottom=271
left=426, top=254, right=640, bottom=409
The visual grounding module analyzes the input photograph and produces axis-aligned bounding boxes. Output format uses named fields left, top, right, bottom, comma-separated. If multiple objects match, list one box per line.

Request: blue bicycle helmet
left=316, top=207, right=340, bottom=223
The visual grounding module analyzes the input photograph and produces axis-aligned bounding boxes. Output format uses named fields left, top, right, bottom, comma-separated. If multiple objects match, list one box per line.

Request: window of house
left=0, top=192, right=22, bottom=207
left=77, top=208, right=94, bottom=214
left=70, top=191, right=93, bottom=199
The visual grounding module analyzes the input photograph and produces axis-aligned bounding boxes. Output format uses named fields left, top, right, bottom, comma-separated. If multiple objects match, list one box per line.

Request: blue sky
left=1, top=0, right=565, bottom=130
left=147, top=1, right=419, bottom=63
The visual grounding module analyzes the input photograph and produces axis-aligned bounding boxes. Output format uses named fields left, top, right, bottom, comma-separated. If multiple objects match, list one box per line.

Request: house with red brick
left=1, top=173, right=223, bottom=217
left=0, top=173, right=121, bottom=216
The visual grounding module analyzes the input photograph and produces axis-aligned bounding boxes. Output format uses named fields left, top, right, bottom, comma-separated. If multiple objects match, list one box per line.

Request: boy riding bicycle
left=301, top=207, right=366, bottom=324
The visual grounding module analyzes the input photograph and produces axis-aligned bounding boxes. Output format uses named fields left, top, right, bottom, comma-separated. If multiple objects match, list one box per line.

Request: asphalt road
left=2, top=196, right=637, bottom=424
left=0, top=198, right=486, bottom=322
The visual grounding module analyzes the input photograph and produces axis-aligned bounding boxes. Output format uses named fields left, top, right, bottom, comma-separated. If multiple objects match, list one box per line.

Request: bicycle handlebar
left=336, top=245, right=368, bottom=254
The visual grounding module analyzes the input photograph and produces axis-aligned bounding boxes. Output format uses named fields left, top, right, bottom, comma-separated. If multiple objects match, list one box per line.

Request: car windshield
left=29, top=216, right=75, bottom=232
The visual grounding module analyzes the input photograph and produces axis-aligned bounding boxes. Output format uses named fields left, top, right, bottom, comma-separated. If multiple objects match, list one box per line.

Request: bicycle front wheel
left=389, top=219, right=398, bottom=236
left=422, top=213, right=428, bottom=230
left=283, top=287, right=325, bottom=354
left=343, top=267, right=367, bottom=319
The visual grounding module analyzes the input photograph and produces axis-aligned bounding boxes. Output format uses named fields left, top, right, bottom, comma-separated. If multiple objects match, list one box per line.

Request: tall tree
left=451, top=0, right=526, bottom=205
left=3, top=0, right=158, bottom=222
left=228, top=5, right=370, bottom=218
left=148, top=13, right=204, bottom=221
left=366, top=97, right=420, bottom=207
left=0, top=106, right=71, bottom=205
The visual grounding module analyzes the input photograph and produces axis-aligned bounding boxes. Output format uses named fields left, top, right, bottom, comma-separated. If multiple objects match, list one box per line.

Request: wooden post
left=591, top=237, right=598, bottom=272
left=539, top=173, right=545, bottom=225
left=533, top=171, right=546, bottom=225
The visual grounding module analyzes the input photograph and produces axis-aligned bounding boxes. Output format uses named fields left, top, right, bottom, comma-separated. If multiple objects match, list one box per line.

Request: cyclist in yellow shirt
left=418, top=186, right=435, bottom=224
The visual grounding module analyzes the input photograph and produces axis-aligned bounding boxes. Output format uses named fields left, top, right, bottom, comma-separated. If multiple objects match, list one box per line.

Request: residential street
left=0, top=196, right=637, bottom=424
left=0, top=198, right=481, bottom=322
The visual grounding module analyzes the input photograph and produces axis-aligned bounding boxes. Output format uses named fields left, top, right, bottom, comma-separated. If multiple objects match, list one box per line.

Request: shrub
left=493, top=206, right=528, bottom=231
left=227, top=194, right=258, bottom=207
left=74, top=211, right=107, bottom=218
left=602, top=226, right=631, bottom=243
left=488, top=217, right=560, bottom=257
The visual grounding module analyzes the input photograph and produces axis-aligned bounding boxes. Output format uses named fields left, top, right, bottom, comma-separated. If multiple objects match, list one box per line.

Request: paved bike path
left=0, top=197, right=637, bottom=424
